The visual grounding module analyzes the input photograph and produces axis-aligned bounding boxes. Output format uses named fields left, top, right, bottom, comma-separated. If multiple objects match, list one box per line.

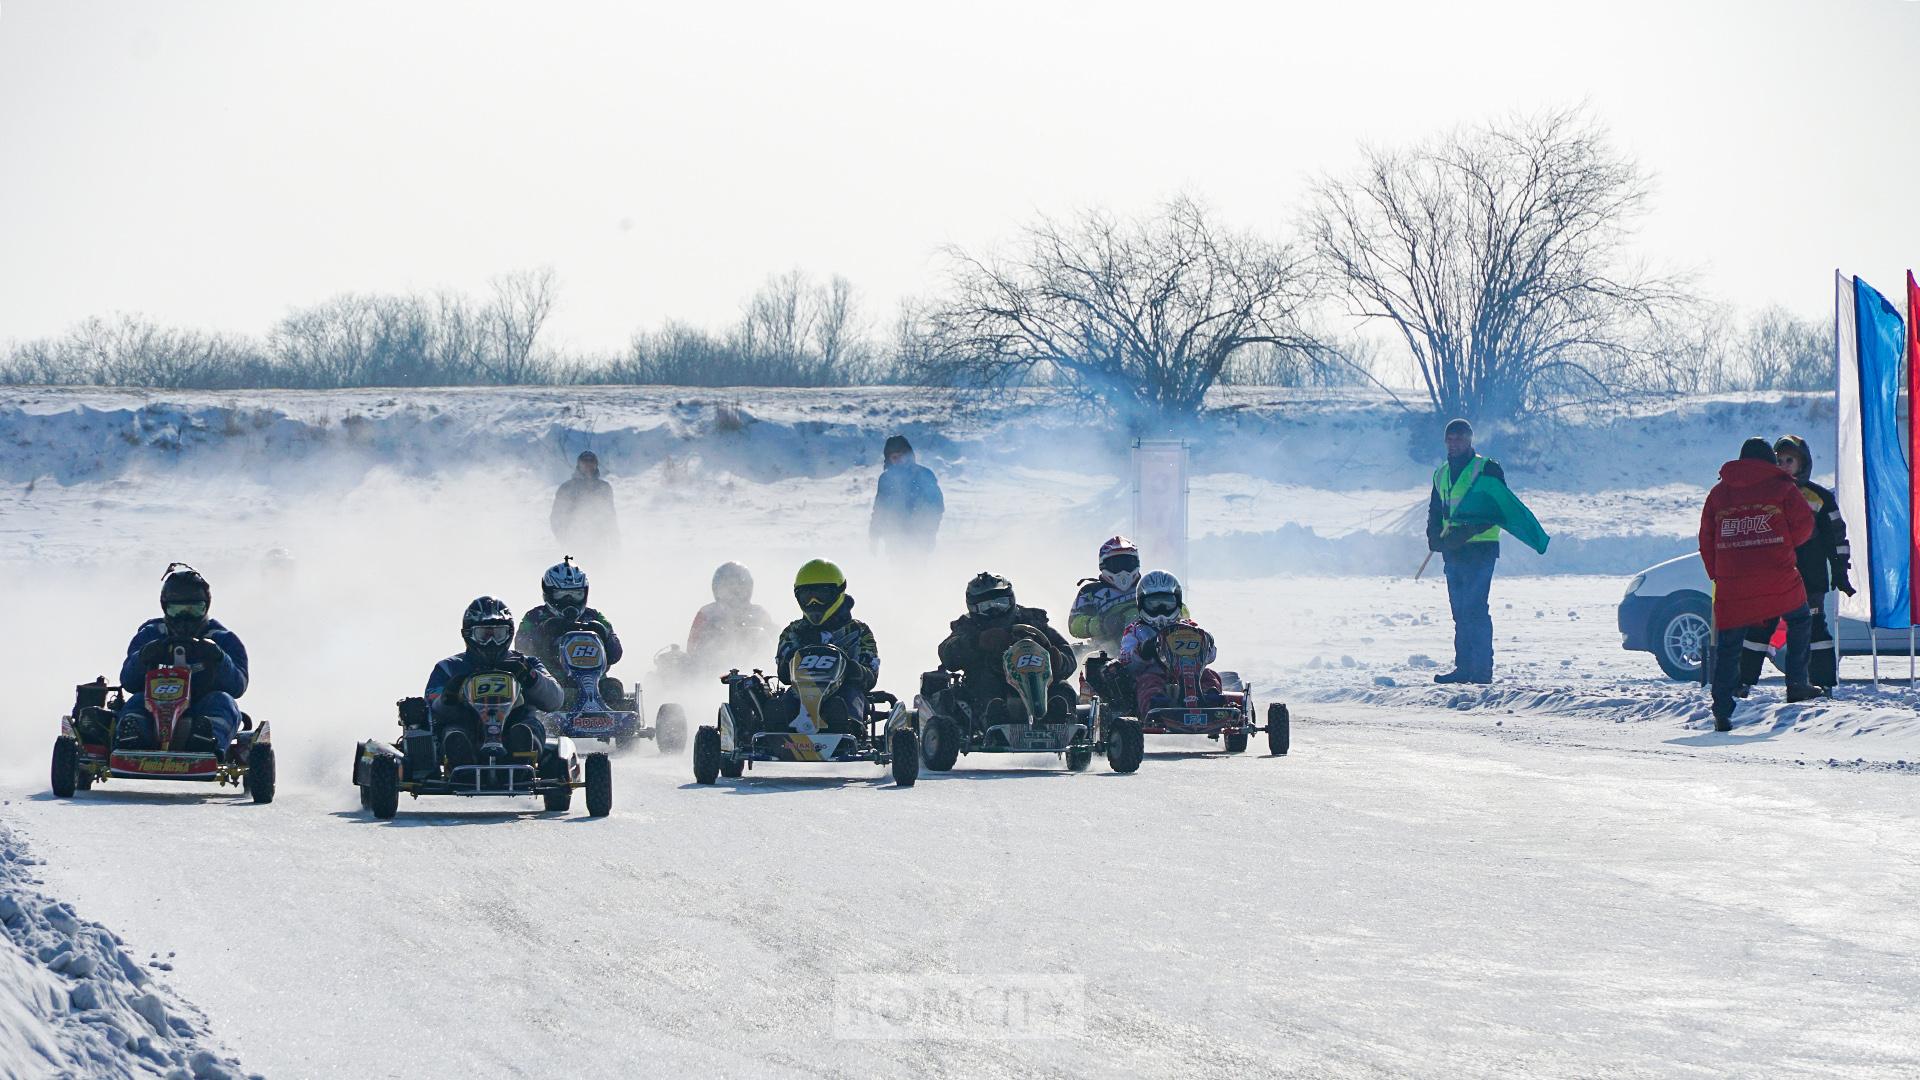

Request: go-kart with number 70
left=352, top=671, right=612, bottom=819
left=50, top=655, right=275, bottom=803
left=1092, top=623, right=1289, bottom=757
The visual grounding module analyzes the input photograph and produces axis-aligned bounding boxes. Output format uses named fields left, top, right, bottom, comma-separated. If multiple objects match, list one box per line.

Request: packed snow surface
left=1, top=385, right=1913, bottom=1078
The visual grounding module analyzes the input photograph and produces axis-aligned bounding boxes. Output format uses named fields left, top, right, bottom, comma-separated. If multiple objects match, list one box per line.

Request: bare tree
left=1743, top=305, right=1829, bottom=391
left=1310, top=107, right=1689, bottom=421
left=919, top=195, right=1324, bottom=424
left=484, top=268, right=557, bottom=384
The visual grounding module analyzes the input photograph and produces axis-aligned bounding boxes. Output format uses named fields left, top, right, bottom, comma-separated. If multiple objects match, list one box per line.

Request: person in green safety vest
left=1425, top=418, right=1504, bottom=684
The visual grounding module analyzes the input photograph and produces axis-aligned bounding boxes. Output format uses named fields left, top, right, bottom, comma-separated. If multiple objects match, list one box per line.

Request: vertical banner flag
left=1131, top=440, right=1190, bottom=583
left=1909, top=271, right=1920, bottom=620
left=1836, top=272, right=1869, bottom=622
left=1854, top=276, right=1910, bottom=629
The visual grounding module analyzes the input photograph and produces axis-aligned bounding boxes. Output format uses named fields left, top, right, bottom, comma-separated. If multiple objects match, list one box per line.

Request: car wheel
left=1653, top=596, right=1713, bottom=682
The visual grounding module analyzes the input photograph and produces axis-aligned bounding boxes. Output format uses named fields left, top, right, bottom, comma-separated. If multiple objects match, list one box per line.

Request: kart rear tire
left=1223, top=729, right=1249, bottom=754
left=50, top=737, right=78, bottom=799
left=1267, top=704, right=1290, bottom=756
left=693, top=726, right=721, bottom=785
left=1107, top=721, right=1144, bottom=774
left=1065, top=745, right=1093, bottom=772
left=247, top=743, right=276, bottom=804
left=922, top=716, right=961, bottom=772
left=584, top=753, right=613, bottom=817
left=719, top=752, right=745, bottom=779
left=368, top=756, right=400, bottom=820
left=654, top=704, right=688, bottom=756
left=890, top=729, right=919, bottom=788
left=540, top=753, right=572, bottom=813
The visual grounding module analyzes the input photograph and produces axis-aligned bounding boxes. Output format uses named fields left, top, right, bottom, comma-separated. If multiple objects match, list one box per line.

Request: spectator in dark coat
left=869, top=435, right=944, bottom=558
left=551, top=451, right=620, bottom=556
left=1699, top=437, right=1818, bottom=728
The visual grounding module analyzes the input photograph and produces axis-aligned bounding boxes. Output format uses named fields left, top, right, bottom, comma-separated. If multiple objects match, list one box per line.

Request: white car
left=1617, top=553, right=1905, bottom=680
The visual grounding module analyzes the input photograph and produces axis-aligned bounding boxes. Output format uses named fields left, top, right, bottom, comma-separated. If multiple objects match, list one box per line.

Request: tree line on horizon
left=0, top=107, right=1830, bottom=425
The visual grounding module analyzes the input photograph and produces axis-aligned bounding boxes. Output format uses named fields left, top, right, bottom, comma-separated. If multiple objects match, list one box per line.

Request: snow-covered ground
left=0, top=385, right=1913, bottom=1078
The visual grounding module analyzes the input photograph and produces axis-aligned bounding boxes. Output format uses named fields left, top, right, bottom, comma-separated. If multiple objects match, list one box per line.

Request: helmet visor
left=163, top=601, right=208, bottom=623
left=795, top=584, right=842, bottom=613
left=467, top=624, right=513, bottom=647
left=970, top=595, right=1014, bottom=617
left=1139, top=593, right=1180, bottom=618
left=547, top=588, right=586, bottom=607
left=1100, top=552, right=1140, bottom=575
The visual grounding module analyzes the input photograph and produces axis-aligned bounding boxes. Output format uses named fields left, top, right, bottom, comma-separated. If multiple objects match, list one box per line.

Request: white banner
left=1131, top=440, right=1189, bottom=582
left=1835, top=270, right=1871, bottom=622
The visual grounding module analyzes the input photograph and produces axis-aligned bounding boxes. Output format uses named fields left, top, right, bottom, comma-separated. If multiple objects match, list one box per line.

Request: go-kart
left=1088, top=624, right=1289, bottom=758
left=913, top=635, right=1136, bottom=774
left=50, top=652, right=275, bottom=803
left=538, top=627, right=685, bottom=755
left=692, top=644, right=919, bottom=787
left=352, top=671, right=611, bottom=819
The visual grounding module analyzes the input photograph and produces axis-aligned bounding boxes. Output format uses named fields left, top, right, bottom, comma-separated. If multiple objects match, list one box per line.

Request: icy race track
left=2, top=388, right=1918, bottom=1077
left=7, top=704, right=1919, bottom=1079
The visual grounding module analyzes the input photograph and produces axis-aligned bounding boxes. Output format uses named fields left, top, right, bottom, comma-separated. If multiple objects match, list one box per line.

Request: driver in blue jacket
left=117, top=564, right=249, bottom=753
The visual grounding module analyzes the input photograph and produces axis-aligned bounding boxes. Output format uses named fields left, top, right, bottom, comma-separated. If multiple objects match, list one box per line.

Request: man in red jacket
left=1698, top=437, right=1818, bottom=729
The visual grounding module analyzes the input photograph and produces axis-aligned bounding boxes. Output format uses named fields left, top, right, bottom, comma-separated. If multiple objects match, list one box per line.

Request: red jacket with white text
left=1698, top=459, right=1815, bottom=629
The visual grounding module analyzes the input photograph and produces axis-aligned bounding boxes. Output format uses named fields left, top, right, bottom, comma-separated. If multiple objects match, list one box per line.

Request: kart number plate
left=1183, top=713, right=1207, bottom=725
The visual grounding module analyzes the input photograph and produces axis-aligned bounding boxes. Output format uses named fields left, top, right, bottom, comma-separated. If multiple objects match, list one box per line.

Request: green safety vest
left=1433, top=455, right=1501, bottom=544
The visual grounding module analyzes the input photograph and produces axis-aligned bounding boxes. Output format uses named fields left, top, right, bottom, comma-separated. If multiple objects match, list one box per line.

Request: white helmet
left=1098, top=536, right=1141, bottom=593
left=1136, top=570, right=1183, bottom=629
left=712, top=561, right=753, bottom=606
left=542, top=556, right=589, bottom=615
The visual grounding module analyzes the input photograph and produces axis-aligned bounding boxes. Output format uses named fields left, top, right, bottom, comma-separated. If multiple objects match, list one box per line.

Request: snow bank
left=0, top=385, right=1836, bottom=577
left=0, top=819, right=252, bottom=1079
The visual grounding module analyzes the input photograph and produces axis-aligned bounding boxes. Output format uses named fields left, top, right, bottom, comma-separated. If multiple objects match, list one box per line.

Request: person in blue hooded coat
left=116, top=564, right=249, bottom=752
left=868, top=435, right=944, bottom=558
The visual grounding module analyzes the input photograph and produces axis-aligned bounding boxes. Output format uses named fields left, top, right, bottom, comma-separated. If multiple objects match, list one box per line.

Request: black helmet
left=461, top=596, right=515, bottom=663
left=965, top=572, right=1015, bottom=618
left=159, top=563, right=211, bottom=637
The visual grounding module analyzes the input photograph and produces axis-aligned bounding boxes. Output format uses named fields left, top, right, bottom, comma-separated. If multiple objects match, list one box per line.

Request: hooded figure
left=1699, top=437, right=1818, bottom=726
left=869, top=435, right=944, bottom=558
left=1737, top=435, right=1854, bottom=691
left=551, top=451, right=620, bottom=556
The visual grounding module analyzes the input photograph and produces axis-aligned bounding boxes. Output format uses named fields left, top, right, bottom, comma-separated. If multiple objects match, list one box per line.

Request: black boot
left=1785, top=683, right=1822, bottom=704
left=1433, top=670, right=1469, bottom=685
left=441, top=729, right=477, bottom=774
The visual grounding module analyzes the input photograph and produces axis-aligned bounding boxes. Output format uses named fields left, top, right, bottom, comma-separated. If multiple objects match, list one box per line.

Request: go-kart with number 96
left=693, top=644, right=918, bottom=787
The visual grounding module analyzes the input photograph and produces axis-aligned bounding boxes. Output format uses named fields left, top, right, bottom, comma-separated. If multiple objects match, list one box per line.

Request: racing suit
left=1119, top=619, right=1223, bottom=717
left=117, top=618, right=249, bottom=751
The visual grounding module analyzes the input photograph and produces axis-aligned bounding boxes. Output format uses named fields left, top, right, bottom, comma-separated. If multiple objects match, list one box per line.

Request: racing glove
left=1835, top=571, right=1857, bottom=597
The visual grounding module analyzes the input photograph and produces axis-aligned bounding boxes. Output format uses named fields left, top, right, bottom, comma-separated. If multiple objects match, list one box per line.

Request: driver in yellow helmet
left=734, top=559, right=881, bottom=738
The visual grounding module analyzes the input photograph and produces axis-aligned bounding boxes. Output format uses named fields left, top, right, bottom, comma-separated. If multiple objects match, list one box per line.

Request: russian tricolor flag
left=1834, top=272, right=1911, bottom=629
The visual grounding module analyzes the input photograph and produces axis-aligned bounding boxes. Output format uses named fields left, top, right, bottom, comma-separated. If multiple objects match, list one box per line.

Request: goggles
left=1100, top=553, right=1140, bottom=574
left=547, top=588, right=586, bottom=606
left=163, top=601, right=208, bottom=622
left=795, top=584, right=842, bottom=610
left=1140, top=594, right=1180, bottom=617
left=467, top=624, right=513, bottom=647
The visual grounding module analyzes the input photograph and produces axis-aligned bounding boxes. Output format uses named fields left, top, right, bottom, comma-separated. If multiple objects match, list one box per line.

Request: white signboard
left=1131, top=440, right=1189, bottom=582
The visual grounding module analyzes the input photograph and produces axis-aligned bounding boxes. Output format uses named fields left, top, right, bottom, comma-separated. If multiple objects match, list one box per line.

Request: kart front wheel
left=890, top=730, right=919, bottom=788
left=247, top=743, right=276, bottom=804
left=1223, top=729, right=1249, bottom=754
left=368, top=756, right=400, bottom=820
left=693, top=726, right=721, bottom=785
left=584, top=753, right=613, bottom=817
left=654, top=704, right=688, bottom=756
left=921, top=716, right=960, bottom=772
left=540, top=753, right=572, bottom=813
left=1065, top=745, right=1093, bottom=772
left=1107, top=721, right=1144, bottom=774
left=1267, top=704, right=1290, bottom=756
left=50, top=737, right=78, bottom=799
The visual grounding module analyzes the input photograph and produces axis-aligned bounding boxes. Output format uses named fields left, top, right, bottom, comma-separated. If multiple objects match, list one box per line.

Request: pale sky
left=2, top=0, right=1916, bottom=354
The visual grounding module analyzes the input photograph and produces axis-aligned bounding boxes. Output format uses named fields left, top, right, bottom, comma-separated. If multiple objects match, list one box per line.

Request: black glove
left=978, top=627, right=1012, bottom=653
left=186, top=637, right=224, bottom=668
left=1835, top=572, right=1857, bottom=597
left=504, top=658, right=537, bottom=689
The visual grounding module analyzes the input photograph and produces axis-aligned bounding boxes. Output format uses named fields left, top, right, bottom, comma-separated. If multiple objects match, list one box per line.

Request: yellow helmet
left=794, top=558, right=847, bottom=624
